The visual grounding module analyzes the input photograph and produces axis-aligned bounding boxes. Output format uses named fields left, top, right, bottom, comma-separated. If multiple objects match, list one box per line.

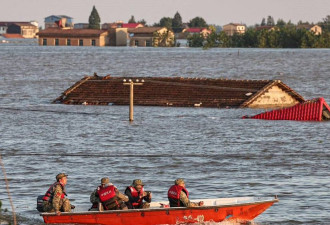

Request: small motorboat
left=41, top=196, right=278, bottom=225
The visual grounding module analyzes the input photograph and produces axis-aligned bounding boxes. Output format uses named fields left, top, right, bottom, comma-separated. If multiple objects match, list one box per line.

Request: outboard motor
left=36, top=195, right=45, bottom=212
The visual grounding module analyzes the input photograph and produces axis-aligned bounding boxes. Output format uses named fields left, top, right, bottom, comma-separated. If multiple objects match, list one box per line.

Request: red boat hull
left=42, top=199, right=278, bottom=225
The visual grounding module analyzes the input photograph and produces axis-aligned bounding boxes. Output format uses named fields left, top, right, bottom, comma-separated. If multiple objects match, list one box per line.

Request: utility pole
left=123, top=79, right=144, bottom=122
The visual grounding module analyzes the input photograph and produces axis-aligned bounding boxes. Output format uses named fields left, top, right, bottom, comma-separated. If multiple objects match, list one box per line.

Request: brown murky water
left=0, top=40, right=329, bottom=224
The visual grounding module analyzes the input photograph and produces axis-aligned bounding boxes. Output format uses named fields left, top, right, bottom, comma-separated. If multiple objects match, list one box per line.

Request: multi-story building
left=44, top=15, right=74, bottom=29
left=6, top=22, right=39, bottom=38
left=223, top=23, right=246, bottom=36
left=37, top=28, right=109, bottom=46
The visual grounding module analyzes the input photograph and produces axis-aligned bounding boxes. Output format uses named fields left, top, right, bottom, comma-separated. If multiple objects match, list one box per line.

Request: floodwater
left=0, top=39, right=329, bottom=225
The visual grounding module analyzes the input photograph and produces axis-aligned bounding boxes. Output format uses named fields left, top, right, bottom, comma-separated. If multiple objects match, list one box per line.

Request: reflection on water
left=0, top=42, right=329, bottom=224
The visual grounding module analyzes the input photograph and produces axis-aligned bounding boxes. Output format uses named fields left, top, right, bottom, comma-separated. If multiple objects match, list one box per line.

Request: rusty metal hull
left=41, top=197, right=278, bottom=225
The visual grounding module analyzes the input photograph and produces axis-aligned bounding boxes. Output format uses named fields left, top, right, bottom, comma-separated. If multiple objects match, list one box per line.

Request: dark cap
left=56, top=173, right=68, bottom=181
left=132, top=179, right=144, bottom=187
left=175, top=178, right=185, bottom=185
left=101, top=177, right=110, bottom=185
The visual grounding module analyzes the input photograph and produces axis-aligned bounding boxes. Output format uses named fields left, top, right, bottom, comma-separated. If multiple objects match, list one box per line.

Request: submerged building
left=53, top=75, right=305, bottom=109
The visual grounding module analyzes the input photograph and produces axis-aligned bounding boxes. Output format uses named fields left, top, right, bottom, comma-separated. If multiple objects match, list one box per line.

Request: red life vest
left=97, top=185, right=116, bottom=203
left=128, top=186, right=144, bottom=207
left=42, top=182, right=65, bottom=202
left=168, top=185, right=189, bottom=207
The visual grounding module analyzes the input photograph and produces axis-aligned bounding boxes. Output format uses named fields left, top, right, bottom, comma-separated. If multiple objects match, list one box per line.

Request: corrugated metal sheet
left=243, top=98, right=330, bottom=121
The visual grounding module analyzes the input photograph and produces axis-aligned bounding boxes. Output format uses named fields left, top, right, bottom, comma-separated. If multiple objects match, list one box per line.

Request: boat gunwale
left=40, top=197, right=279, bottom=217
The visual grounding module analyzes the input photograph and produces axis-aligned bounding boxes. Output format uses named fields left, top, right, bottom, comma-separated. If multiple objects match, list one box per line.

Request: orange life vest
left=168, top=185, right=189, bottom=207
left=97, top=185, right=116, bottom=202
left=42, top=182, right=65, bottom=202
left=128, top=186, right=144, bottom=207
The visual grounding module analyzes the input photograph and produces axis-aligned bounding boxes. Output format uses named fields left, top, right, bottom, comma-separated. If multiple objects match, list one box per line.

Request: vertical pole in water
left=129, top=81, right=134, bottom=121
left=123, top=79, right=144, bottom=122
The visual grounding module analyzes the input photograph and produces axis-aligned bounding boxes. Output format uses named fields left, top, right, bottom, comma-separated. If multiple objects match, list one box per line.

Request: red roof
left=186, top=28, right=202, bottom=33
left=243, top=98, right=330, bottom=121
left=122, top=23, right=142, bottom=28
left=2, top=33, right=24, bottom=38
left=37, top=28, right=108, bottom=37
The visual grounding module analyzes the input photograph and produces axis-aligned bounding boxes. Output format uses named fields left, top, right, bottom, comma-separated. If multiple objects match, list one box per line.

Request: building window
left=135, top=40, right=139, bottom=46
left=43, top=39, right=47, bottom=46
left=92, top=39, right=96, bottom=46
left=55, top=39, right=59, bottom=46
left=146, top=40, right=151, bottom=47
left=79, top=39, right=83, bottom=46
left=67, top=39, right=71, bottom=46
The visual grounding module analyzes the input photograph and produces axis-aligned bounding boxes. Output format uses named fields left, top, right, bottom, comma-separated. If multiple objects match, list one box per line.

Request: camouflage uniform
left=90, top=178, right=128, bottom=211
left=90, top=189, right=99, bottom=203
left=42, top=183, right=71, bottom=213
left=115, top=189, right=129, bottom=203
left=179, top=191, right=199, bottom=207
left=169, top=178, right=201, bottom=207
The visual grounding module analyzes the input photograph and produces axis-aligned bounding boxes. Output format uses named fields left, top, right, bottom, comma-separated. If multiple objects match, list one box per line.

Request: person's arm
left=124, top=188, right=135, bottom=202
left=90, top=189, right=99, bottom=204
left=116, top=188, right=129, bottom=202
left=179, top=191, right=199, bottom=207
left=53, top=185, right=64, bottom=215
left=143, top=191, right=152, bottom=203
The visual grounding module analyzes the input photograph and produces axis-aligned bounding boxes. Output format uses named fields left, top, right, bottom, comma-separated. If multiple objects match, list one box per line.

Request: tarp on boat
left=243, top=97, right=330, bottom=121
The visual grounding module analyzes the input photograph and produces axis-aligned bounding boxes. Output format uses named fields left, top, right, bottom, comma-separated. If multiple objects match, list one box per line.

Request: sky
left=0, top=0, right=329, bottom=27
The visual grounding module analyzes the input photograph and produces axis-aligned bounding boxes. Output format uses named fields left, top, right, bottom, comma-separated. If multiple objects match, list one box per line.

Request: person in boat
left=91, top=177, right=129, bottom=211
left=89, top=178, right=114, bottom=211
left=168, top=178, right=204, bottom=207
left=124, top=179, right=152, bottom=209
left=42, top=173, right=73, bottom=215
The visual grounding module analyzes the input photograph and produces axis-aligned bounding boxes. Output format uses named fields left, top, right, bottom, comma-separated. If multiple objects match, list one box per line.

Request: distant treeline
left=128, top=11, right=330, bottom=48
left=187, top=15, right=330, bottom=48
left=189, top=26, right=330, bottom=48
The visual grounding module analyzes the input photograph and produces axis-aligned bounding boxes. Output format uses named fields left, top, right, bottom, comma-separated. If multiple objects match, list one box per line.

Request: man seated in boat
left=42, top=173, right=73, bottom=215
left=90, top=177, right=129, bottom=211
left=124, top=179, right=152, bottom=209
left=89, top=178, right=114, bottom=211
left=168, top=178, right=203, bottom=207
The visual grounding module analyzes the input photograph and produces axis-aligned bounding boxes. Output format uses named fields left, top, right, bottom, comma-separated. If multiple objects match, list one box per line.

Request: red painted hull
left=243, top=97, right=330, bottom=121
left=41, top=198, right=278, bottom=225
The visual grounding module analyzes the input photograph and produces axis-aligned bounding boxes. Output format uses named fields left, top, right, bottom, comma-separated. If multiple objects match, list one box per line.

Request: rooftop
left=37, top=28, right=108, bottom=37
left=54, top=75, right=305, bottom=109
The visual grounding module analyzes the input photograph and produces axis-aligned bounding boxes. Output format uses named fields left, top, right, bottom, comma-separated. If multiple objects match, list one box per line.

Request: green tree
left=172, top=11, right=183, bottom=33
left=268, top=30, right=280, bottom=48
left=203, top=31, right=219, bottom=49
left=88, top=6, right=101, bottom=29
left=319, top=15, right=330, bottom=32
left=187, top=33, right=204, bottom=47
left=188, top=17, right=207, bottom=28
left=276, top=19, right=286, bottom=27
left=159, top=17, right=173, bottom=28
left=266, top=16, right=275, bottom=26
left=231, top=33, right=244, bottom=47
left=137, top=19, right=147, bottom=26
left=218, top=31, right=230, bottom=47
left=242, top=28, right=258, bottom=47
left=257, top=29, right=269, bottom=47
left=317, top=32, right=330, bottom=47
left=128, top=15, right=136, bottom=23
